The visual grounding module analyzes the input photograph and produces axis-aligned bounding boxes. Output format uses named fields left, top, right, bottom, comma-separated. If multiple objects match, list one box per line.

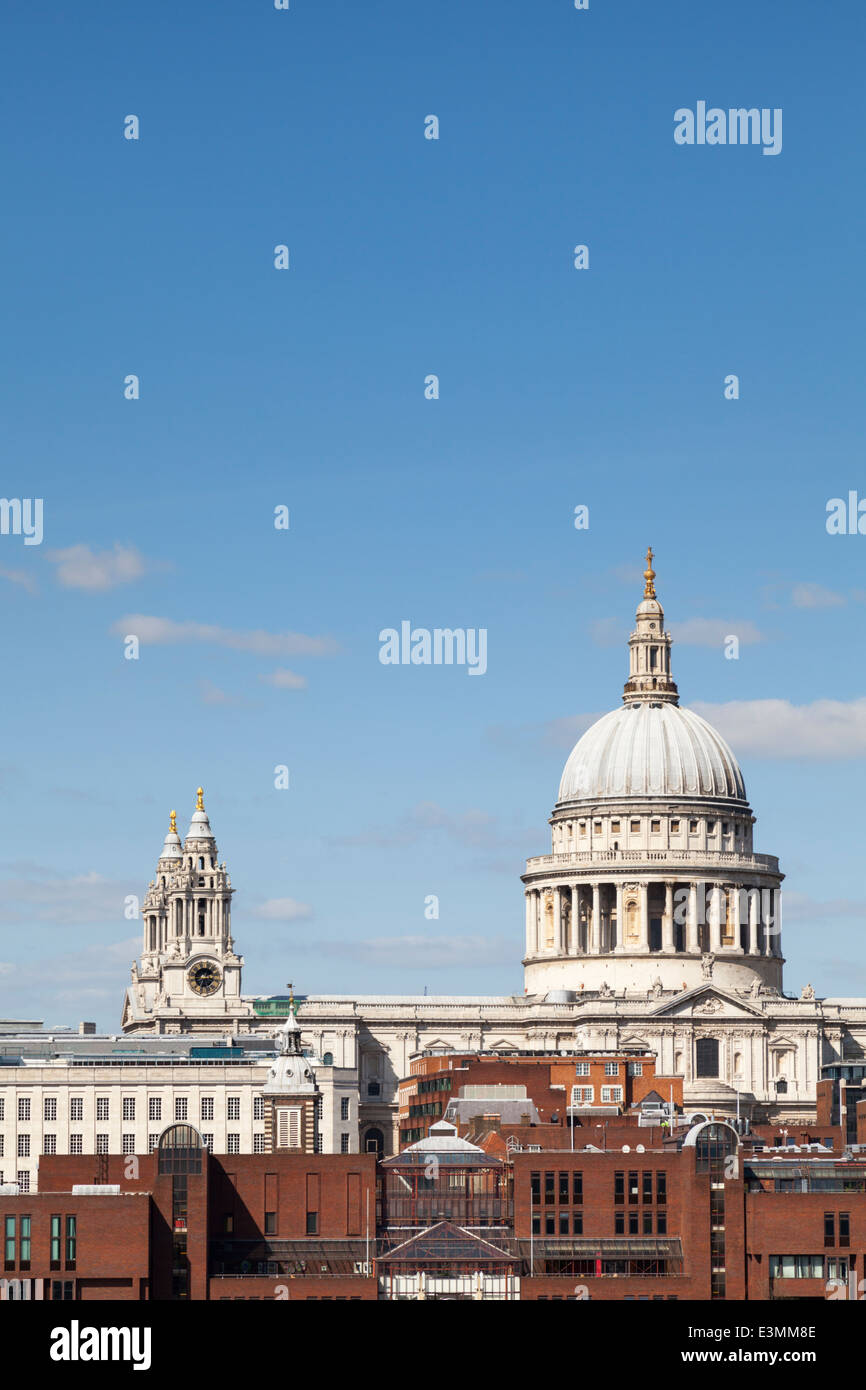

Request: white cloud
left=252, top=898, right=314, bottom=922
left=0, top=565, right=38, bottom=594
left=258, top=669, right=308, bottom=690
left=199, top=680, right=246, bottom=707
left=113, top=615, right=336, bottom=657
left=0, top=865, right=132, bottom=925
left=790, top=583, right=846, bottom=610
left=689, top=697, right=866, bottom=759
left=49, top=543, right=145, bottom=591
left=312, top=934, right=515, bottom=968
left=673, top=618, right=764, bottom=646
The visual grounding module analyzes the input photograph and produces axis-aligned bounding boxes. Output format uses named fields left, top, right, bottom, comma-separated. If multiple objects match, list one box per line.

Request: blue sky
left=0, top=0, right=863, bottom=1027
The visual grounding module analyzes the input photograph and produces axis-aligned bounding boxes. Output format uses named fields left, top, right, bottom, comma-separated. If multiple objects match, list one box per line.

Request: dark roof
left=377, top=1220, right=517, bottom=1265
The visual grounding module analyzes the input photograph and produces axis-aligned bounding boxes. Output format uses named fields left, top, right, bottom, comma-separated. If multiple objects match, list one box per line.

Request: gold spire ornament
left=169, top=810, right=177, bottom=835
left=643, top=546, right=656, bottom=599
left=196, top=787, right=204, bottom=811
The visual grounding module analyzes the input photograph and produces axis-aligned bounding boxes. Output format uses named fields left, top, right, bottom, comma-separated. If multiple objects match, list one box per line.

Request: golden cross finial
left=196, top=787, right=204, bottom=811
left=643, top=546, right=656, bottom=599
left=169, top=809, right=177, bottom=835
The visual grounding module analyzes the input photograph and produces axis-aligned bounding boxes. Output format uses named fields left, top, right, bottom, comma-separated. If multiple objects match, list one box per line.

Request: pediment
left=648, top=984, right=767, bottom=1021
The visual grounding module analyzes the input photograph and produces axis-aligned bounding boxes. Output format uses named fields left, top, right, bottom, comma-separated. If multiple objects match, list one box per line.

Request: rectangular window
left=18, top=1097, right=30, bottom=1122
left=253, top=1096, right=264, bottom=1121
left=571, top=1086, right=593, bottom=1105
left=16, top=1172, right=30, bottom=1194
left=657, top=1212, right=667, bottom=1235
left=122, top=1097, right=135, bottom=1121
left=50, top=1215, right=61, bottom=1267
left=0, top=1099, right=4, bottom=1120
left=614, top=1171, right=624, bottom=1205
left=630, top=820, right=641, bottom=833
left=670, top=820, right=680, bottom=833
left=96, top=1134, right=109, bottom=1155
left=593, top=820, right=602, bottom=832
left=559, top=1212, right=569, bottom=1235
left=341, top=1134, right=350, bottom=1154
left=65, top=1215, right=77, bottom=1267
left=148, top=1134, right=159, bottom=1153
left=545, top=1215, right=555, bottom=1236
left=43, top=1135, right=57, bottom=1155
left=575, top=1062, right=590, bottom=1077
left=579, top=821, right=586, bottom=836
left=122, top=1134, right=135, bottom=1155
left=227, top=1133, right=240, bottom=1154
left=174, top=1097, right=188, bottom=1121
left=44, top=1097, right=57, bottom=1122
left=572, top=1211, right=583, bottom=1235
left=4, top=1215, right=15, bottom=1267
left=200, top=1096, right=214, bottom=1121
left=530, top=1171, right=540, bottom=1205
left=17, top=1135, right=30, bottom=1158
left=531, top=1215, right=541, bottom=1236
left=839, top=1212, right=850, bottom=1248
left=201, top=1134, right=213, bottom=1151
left=572, top=1172, right=583, bottom=1204
left=544, top=1171, right=555, bottom=1204
left=96, top=1098, right=109, bottom=1121
left=689, top=820, right=698, bottom=833
left=657, top=1171, right=667, bottom=1204
left=306, top=1211, right=318, bottom=1235
left=628, top=1211, right=639, bottom=1235
left=643, top=1210, right=653, bottom=1235
left=20, top=1216, right=30, bottom=1267
left=70, top=1098, right=83, bottom=1122
left=264, top=1212, right=276, bottom=1235
left=628, top=1171, right=639, bottom=1204
left=651, top=819, right=661, bottom=833
left=627, top=1061, right=643, bottom=1076
left=642, top=1171, right=653, bottom=1203
left=253, top=1134, right=266, bottom=1154
left=604, top=1062, right=619, bottom=1077
left=70, top=1135, right=83, bottom=1155
left=340, top=1097, right=350, bottom=1121
left=276, top=1108, right=301, bottom=1149
left=824, top=1212, right=835, bottom=1247
left=601, top=1086, right=624, bottom=1103
left=149, top=1097, right=162, bottom=1122
left=558, top=1172, right=569, bottom=1203
left=614, top=1211, right=624, bottom=1235
left=611, top=820, right=621, bottom=834
left=227, top=1096, right=241, bottom=1121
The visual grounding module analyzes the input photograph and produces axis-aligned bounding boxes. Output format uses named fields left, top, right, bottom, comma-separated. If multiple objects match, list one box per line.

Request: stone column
left=687, top=882, right=699, bottom=954
left=639, top=882, right=649, bottom=952
left=570, top=885, right=579, bottom=955
left=525, top=891, right=534, bottom=957
left=748, top=888, right=759, bottom=956
left=591, top=883, right=601, bottom=955
left=662, top=881, right=675, bottom=953
left=553, top=886, right=563, bottom=955
left=709, top=884, right=722, bottom=953
left=615, top=882, right=623, bottom=953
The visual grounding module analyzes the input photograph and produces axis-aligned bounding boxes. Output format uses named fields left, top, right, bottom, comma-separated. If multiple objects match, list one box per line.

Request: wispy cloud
left=0, top=865, right=132, bottom=925
left=0, top=565, right=38, bottom=594
left=252, top=898, right=314, bottom=922
left=690, top=697, right=866, bottom=759
left=790, top=583, right=847, bottom=610
left=49, top=543, right=146, bottom=591
left=336, top=800, right=528, bottom=851
left=199, top=680, right=248, bottom=707
left=258, top=669, right=308, bottom=690
left=783, top=892, right=865, bottom=921
left=112, top=615, right=336, bottom=657
left=306, top=934, right=515, bottom=968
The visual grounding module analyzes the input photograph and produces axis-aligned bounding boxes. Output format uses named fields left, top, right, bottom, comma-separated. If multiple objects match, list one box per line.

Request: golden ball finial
left=643, top=546, right=656, bottom=599
left=169, top=809, right=177, bottom=835
left=196, top=787, right=204, bottom=811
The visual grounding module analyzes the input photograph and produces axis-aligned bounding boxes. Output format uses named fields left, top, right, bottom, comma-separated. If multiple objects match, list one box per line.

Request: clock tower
left=122, top=790, right=256, bottom=1034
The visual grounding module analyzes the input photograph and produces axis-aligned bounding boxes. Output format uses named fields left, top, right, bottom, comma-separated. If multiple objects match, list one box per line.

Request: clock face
left=188, top=961, right=221, bottom=997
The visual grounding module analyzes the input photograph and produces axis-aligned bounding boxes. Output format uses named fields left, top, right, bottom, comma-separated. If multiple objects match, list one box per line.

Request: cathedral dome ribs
left=523, top=551, right=784, bottom=999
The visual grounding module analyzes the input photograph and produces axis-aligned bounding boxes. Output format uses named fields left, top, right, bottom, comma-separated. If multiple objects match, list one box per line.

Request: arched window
left=364, top=1127, right=385, bottom=1157
left=696, top=1037, right=720, bottom=1078
left=198, top=857, right=204, bottom=870
left=322, top=1051, right=334, bottom=1066
left=197, top=899, right=206, bottom=935
left=158, top=1124, right=203, bottom=1174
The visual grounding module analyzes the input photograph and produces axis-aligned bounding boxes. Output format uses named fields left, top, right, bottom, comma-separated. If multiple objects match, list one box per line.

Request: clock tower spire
left=122, top=790, right=254, bottom=1034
